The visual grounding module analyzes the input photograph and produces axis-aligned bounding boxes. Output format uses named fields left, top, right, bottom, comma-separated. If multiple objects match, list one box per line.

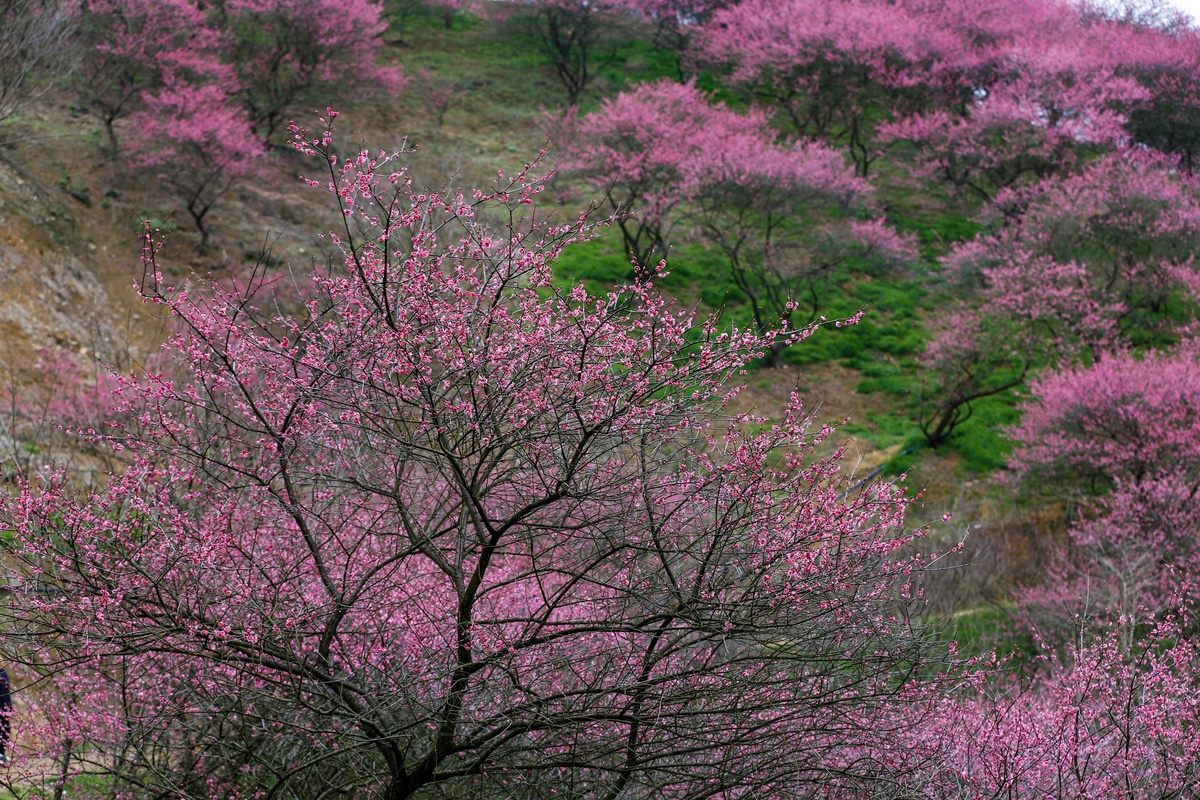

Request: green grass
left=842, top=411, right=919, bottom=450
left=391, top=7, right=686, bottom=116
left=551, top=230, right=741, bottom=301
left=785, top=277, right=934, bottom=367
left=549, top=227, right=1007, bottom=466
left=843, top=390, right=1023, bottom=476
left=939, top=605, right=1036, bottom=662
left=891, top=212, right=982, bottom=262
left=944, top=393, right=1022, bottom=474
left=589, top=38, right=685, bottom=101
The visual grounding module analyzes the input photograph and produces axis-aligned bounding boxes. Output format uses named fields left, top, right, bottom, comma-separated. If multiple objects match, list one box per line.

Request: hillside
left=2, top=0, right=1200, bottom=797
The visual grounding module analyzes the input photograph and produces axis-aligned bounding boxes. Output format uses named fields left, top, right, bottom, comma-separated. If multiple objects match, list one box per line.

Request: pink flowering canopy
left=0, top=116, right=942, bottom=799
left=916, top=152, right=1200, bottom=446
left=949, top=155, right=1200, bottom=355
left=1002, top=348, right=1200, bottom=616
left=879, top=16, right=1146, bottom=198
left=683, top=134, right=915, bottom=360
left=897, top=609, right=1200, bottom=799
left=558, top=78, right=914, bottom=360
left=1123, top=28, right=1200, bottom=174
left=15, top=0, right=1200, bottom=792
left=696, top=0, right=961, bottom=172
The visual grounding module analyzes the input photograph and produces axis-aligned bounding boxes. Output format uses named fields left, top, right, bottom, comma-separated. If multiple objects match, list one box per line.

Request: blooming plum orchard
left=697, top=0, right=960, bottom=175
left=1122, top=29, right=1200, bottom=174
left=1013, top=349, right=1200, bottom=498
left=880, top=15, right=1145, bottom=199
left=561, top=79, right=913, bottom=362
left=0, top=118, right=942, bottom=799
left=951, top=155, right=1200, bottom=355
left=695, top=0, right=1195, bottom=189
left=686, top=142, right=915, bottom=363
left=74, top=0, right=397, bottom=248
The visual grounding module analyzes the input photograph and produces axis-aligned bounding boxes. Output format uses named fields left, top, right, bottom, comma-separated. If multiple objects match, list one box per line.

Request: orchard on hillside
left=4, top=0, right=1200, bottom=797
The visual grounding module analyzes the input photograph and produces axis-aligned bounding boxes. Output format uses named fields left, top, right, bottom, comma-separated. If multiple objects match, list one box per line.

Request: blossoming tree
left=0, top=117, right=942, bottom=799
